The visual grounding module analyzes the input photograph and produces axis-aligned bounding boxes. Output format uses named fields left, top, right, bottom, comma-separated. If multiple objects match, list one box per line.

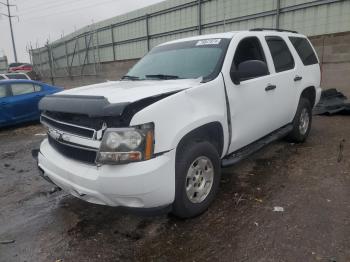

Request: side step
left=221, top=124, right=293, bottom=167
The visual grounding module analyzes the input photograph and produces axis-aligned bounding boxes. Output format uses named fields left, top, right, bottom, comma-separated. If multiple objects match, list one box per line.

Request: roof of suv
left=159, top=29, right=304, bottom=46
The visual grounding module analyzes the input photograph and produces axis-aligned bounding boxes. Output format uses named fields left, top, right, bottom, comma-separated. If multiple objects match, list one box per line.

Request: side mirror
left=230, top=60, right=269, bottom=85
left=230, top=70, right=241, bottom=85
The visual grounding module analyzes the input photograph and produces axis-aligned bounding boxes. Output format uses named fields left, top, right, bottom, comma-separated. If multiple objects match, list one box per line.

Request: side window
left=11, top=83, right=35, bottom=96
left=231, top=37, right=269, bottom=81
left=265, top=36, right=295, bottom=72
left=34, top=84, right=42, bottom=92
left=233, top=37, right=267, bottom=70
left=289, top=37, right=318, bottom=66
left=0, top=85, right=11, bottom=98
left=6, top=74, right=28, bottom=80
left=0, top=75, right=5, bottom=80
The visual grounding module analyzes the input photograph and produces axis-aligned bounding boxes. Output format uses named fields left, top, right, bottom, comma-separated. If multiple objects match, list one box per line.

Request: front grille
left=48, top=136, right=97, bottom=164
left=42, top=115, right=95, bottom=138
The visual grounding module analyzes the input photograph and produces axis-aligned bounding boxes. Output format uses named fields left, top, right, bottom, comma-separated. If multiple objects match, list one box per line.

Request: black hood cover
left=39, top=91, right=181, bottom=121
left=39, top=95, right=130, bottom=117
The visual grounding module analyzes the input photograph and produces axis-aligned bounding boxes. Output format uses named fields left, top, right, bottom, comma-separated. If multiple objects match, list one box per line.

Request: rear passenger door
left=289, top=36, right=321, bottom=106
left=263, top=35, right=299, bottom=124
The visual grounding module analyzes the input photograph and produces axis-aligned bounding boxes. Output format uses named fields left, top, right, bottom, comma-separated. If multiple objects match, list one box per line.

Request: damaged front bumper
left=37, top=138, right=176, bottom=209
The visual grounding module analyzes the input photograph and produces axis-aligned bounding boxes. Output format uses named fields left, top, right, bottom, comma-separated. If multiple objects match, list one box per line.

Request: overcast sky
left=0, top=0, right=164, bottom=63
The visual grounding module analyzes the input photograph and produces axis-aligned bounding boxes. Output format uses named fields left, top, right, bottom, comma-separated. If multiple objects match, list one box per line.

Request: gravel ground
left=0, top=115, right=349, bottom=262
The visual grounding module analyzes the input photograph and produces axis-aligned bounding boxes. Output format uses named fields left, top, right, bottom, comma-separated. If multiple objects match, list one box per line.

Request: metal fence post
left=84, top=34, right=89, bottom=64
left=46, top=42, right=55, bottom=85
left=96, top=28, right=101, bottom=66
left=111, top=25, right=116, bottom=61
left=145, top=14, right=150, bottom=51
left=64, top=40, right=71, bottom=77
left=77, top=36, right=81, bottom=66
left=198, top=0, right=202, bottom=35
left=276, top=0, right=281, bottom=29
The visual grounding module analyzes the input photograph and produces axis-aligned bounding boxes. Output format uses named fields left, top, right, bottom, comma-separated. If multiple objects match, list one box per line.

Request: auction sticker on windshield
left=196, top=39, right=221, bottom=46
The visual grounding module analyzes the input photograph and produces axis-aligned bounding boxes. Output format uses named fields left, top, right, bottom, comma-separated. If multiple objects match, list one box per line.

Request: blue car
left=0, top=79, right=63, bottom=128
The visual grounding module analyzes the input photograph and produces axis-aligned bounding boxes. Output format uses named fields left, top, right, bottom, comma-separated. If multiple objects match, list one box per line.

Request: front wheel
left=286, top=98, right=312, bottom=143
left=172, top=141, right=221, bottom=218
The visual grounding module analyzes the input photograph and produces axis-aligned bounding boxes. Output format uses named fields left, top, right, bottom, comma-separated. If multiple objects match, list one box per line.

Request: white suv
left=37, top=29, right=321, bottom=218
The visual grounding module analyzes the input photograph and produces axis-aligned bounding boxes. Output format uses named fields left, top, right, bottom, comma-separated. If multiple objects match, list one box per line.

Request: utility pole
left=0, top=0, right=18, bottom=62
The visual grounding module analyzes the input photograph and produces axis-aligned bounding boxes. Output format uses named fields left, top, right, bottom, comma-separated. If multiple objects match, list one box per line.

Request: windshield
left=125, top=38, right=231, bottom=81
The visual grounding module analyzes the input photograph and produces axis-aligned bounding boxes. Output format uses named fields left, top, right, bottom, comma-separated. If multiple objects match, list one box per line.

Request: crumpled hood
left=57, top=78, right=202, bottom=103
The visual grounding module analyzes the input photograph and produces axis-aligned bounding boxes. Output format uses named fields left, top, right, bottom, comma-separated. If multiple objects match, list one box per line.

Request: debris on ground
left=0, top=240, right=15, bottom=245
left=255, top=198, right=263, bottom=203
left=49, top=186, right=62, bottom=194
left=234, top=193, right=246, bottom=206
left=314, top=89, right=350, bottom=115
left=273, top=206, right=284, bottom=212
left=35, top=133, right=47, bottom=136
left=1, top=151, right=16, bottom=159
left=338, top=139, right=345, bottom=163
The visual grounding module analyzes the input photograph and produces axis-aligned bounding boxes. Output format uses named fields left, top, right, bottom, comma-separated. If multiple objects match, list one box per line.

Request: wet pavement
left=0, top=116, right=349, bottom=262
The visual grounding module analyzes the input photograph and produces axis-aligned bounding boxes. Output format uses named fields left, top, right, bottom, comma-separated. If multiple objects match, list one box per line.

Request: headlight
left=96, top=123, right=154, bottom=165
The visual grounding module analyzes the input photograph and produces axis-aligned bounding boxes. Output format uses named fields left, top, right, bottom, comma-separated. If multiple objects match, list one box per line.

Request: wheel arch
left=300, top=86, right=316, bottom=107
left=176, top=122, right=224, bottom=160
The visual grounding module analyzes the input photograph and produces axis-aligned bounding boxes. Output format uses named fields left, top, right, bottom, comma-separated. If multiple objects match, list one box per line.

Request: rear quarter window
left=34, top=84, right=42, bottom=92
left=289, top=37, right=318, bottom=66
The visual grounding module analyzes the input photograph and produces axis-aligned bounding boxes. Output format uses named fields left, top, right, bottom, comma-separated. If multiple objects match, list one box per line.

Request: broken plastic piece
left=273, top=206, right=284, bottom=212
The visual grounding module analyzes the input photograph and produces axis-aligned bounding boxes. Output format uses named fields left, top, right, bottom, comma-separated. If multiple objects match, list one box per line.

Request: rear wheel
left=172, top=141, right=221, bottom=218
left=286, top=98, right=312, bottom=143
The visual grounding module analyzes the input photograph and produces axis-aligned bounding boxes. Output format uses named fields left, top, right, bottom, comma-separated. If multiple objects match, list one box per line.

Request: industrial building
left=30, top=0, right=350, bottom=95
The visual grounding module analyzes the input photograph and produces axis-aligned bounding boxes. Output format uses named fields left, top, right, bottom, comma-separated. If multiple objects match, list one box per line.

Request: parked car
left=0, top=80, right=63, bottom=128
left=8, top=63, right=33, bottom=73
left=0, top=73, right=31, bottom=80
left=37, top=29, right=321, bottom=218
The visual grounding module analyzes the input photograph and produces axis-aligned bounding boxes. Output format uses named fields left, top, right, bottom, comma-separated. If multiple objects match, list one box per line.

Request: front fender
left=130, top=77, right=229, bottom=158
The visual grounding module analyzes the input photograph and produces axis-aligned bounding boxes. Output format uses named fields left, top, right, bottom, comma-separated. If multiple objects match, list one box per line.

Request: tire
left=172, top=141, right=221, bottom=218
left=286, top=98, right=312, bottom=143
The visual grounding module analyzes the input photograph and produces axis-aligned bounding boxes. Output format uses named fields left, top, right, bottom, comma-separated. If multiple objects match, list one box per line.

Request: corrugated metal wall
left=30, top=0, right=350, bottom=77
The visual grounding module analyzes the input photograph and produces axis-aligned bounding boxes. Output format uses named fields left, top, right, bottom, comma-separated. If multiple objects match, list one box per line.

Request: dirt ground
left=0, top=115, right=349, bottom=262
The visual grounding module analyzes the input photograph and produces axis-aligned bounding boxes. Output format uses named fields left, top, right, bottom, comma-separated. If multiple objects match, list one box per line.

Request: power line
left=14, top=0, right=69, bottom=10
left=0, top=0, right=18, bottom=62
left=21, top=0, right=118, bottom=21
left=18, top=0, right=103, bottom=16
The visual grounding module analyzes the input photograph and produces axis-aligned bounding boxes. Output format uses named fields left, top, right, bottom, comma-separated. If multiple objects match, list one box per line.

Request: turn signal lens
left=144, top=131, right=154, bottom=160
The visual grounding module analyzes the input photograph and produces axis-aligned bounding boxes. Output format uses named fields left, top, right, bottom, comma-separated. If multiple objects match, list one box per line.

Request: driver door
left=222, top=34, right=282, bottom=153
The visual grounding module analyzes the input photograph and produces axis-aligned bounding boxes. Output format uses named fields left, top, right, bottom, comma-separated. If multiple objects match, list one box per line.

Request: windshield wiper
left=145, top=74, right=180, bottom=80
left=121, top=75, right=140, bottom=80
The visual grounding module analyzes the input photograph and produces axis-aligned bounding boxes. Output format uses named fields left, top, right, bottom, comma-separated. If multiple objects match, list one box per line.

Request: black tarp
left=314, top=89, right=350, bottom=115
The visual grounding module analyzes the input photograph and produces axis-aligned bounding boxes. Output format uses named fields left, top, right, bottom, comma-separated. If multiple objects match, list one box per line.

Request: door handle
left=0, top=102, right=7, bottom=106
left=265, top=84, right=276, bottom=91
left=294, top=75, right=303, bottom=81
